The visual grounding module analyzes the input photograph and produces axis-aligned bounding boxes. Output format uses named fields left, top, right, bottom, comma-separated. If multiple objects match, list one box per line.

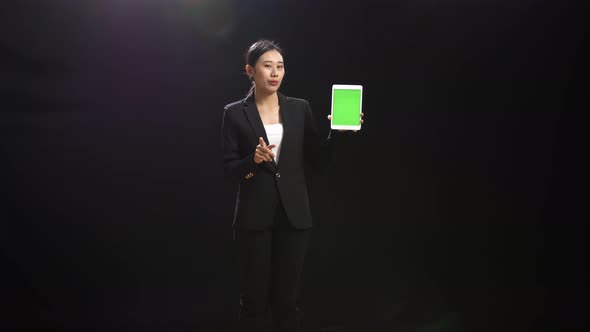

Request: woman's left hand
left=327, top=112, right=364, bottom=132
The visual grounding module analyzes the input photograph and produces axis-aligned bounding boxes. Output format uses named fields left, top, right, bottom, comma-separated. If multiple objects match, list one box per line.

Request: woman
left=221, top=39, right=362, bottom=332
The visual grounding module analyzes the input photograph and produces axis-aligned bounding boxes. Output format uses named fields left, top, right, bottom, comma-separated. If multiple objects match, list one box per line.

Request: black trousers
left=235, top=204, right=312, bottom=332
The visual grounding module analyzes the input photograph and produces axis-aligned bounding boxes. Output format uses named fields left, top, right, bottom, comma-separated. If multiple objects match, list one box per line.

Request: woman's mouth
left=269, top=80, right=279, bottom=86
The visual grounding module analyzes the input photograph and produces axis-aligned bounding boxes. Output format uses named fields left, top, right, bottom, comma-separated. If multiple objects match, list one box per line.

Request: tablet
left=330, top=84, right=363, bottom=130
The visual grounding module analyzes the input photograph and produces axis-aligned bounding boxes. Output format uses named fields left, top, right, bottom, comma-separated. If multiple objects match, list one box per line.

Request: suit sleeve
left=303, top=100, right=334, bottom=171
left=222, top=106, right=258, bottom=184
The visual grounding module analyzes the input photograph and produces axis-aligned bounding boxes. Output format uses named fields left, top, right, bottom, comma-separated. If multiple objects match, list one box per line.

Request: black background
left=1, top=0, right=587, bottom=331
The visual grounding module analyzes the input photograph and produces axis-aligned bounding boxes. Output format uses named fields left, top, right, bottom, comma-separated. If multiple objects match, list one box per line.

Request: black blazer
left=222, top=92, right=332, bottom=230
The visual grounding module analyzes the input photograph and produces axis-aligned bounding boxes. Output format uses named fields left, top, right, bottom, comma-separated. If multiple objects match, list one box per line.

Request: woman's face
left=247, top=49, right=284, bottom=95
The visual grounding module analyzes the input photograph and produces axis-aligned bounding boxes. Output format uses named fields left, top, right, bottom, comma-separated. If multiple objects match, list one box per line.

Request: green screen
left=332, top=89, right=361, bottom=125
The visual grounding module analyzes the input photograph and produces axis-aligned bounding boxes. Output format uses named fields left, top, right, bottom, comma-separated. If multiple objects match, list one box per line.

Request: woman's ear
left=245, top=64, right=254, bottom=79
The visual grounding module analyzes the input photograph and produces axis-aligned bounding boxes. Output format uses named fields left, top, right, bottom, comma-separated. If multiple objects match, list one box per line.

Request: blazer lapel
left=243, top=97, right=277, bottom=173
left=277, top=93, right=291, bottom=168
left=243, top=99, right=268, bottom=145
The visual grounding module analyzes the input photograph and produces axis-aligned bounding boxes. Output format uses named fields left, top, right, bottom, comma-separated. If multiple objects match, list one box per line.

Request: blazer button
left=275, top=172, right=281, bottom=179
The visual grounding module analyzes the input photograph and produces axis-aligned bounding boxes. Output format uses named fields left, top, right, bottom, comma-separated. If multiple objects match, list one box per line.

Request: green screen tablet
left=330, top=84, right=363, bottom=130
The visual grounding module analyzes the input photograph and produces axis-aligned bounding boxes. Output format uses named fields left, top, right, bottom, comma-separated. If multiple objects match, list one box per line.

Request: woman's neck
left=254, top=90, right=279, bottom=108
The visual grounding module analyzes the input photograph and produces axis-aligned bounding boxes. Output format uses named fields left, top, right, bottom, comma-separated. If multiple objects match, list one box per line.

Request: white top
left=263, top=123, right=283, bottom=164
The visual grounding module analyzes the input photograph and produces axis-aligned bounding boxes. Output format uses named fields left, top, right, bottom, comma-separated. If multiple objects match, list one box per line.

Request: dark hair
left=245, top=39, right=283, bottom=99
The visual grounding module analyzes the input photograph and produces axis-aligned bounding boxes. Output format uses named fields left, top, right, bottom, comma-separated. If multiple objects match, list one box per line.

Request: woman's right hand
left=254, top=137, right=276, bottom=164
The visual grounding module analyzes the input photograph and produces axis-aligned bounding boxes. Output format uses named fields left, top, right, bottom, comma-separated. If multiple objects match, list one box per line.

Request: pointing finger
left=261, top=146, right=275, bottom=158
left=257, top=145, right=274, bottom=154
